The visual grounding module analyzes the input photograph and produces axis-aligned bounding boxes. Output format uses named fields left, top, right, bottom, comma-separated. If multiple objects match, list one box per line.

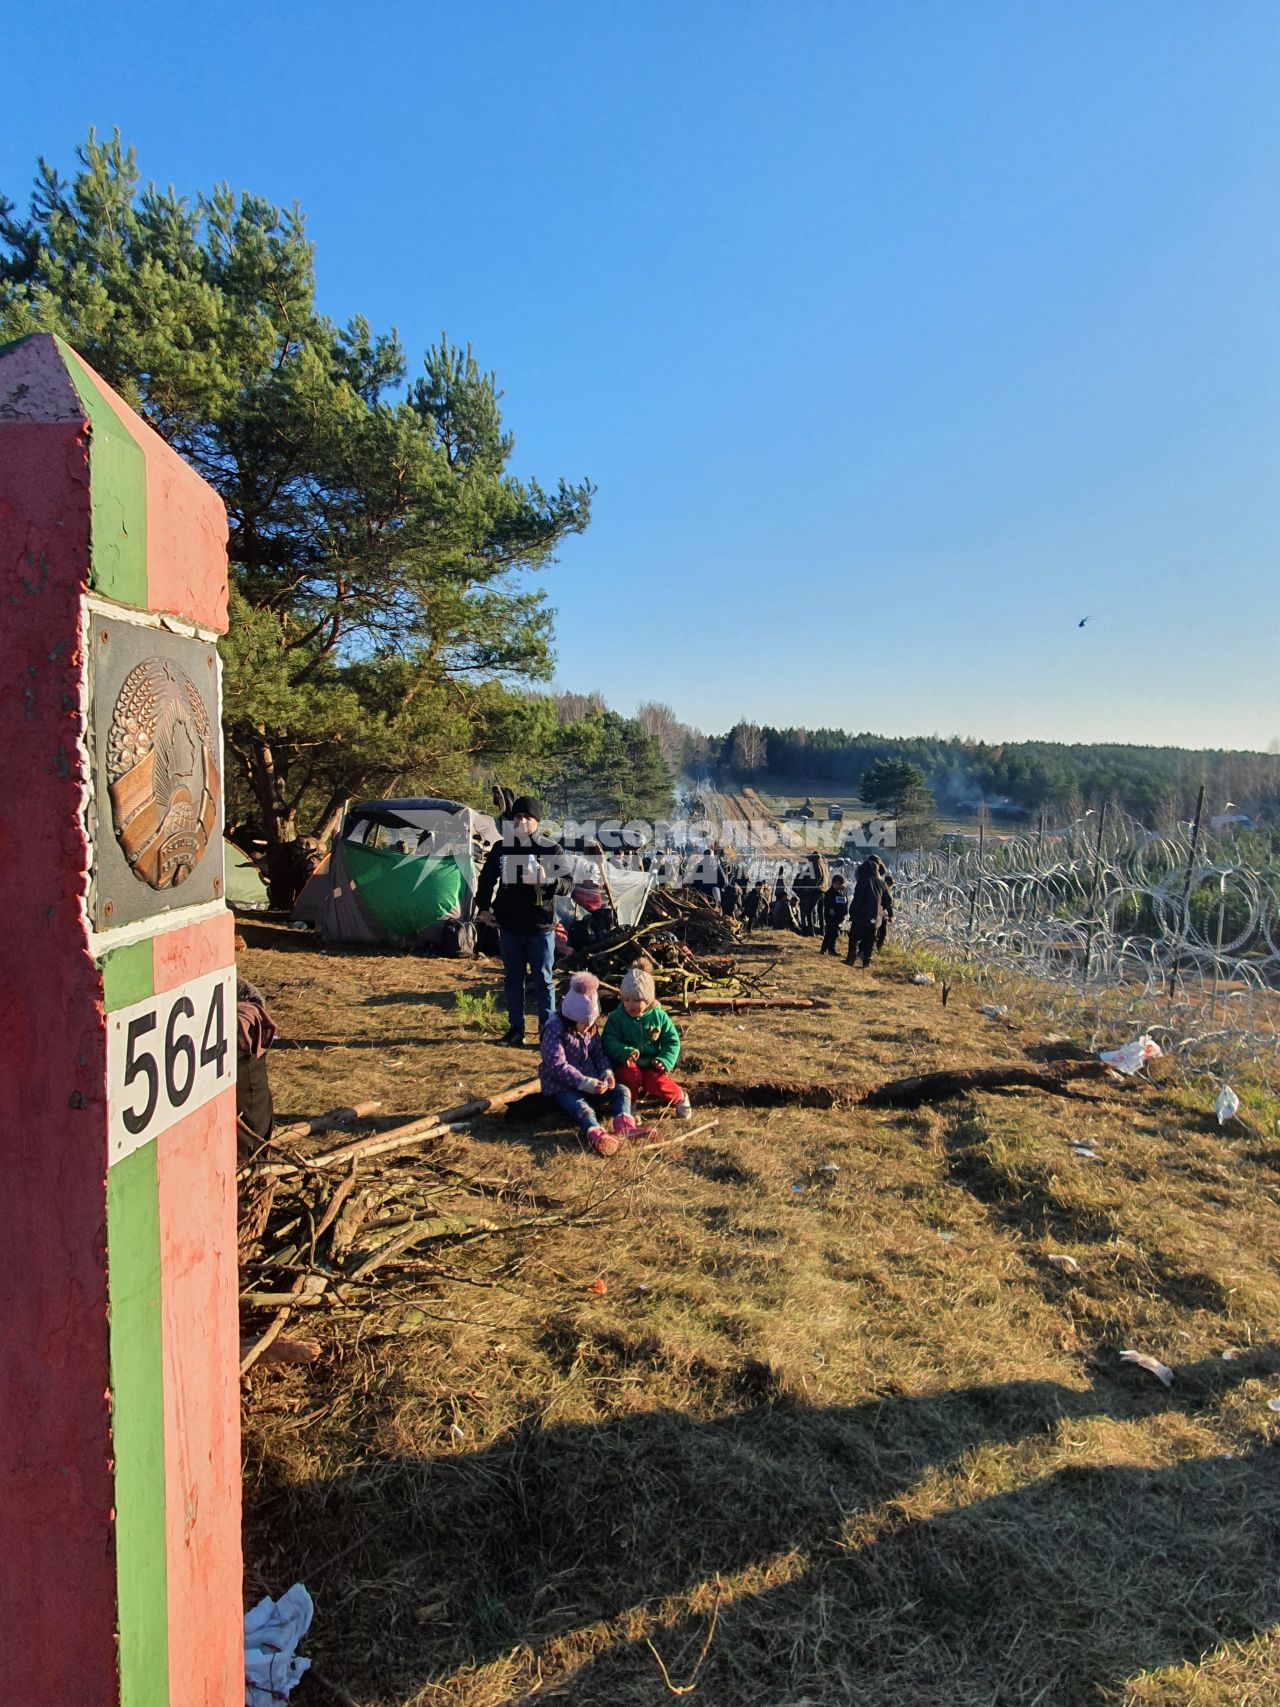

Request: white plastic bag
left=1099, top=1035, right=1163, bottom=1075
left=1120, top=1349, right=1174, bottom=1387
left=1214, top=1084, right=1240, bottom=1125
left=245, top=1583, right=313, bottom=1705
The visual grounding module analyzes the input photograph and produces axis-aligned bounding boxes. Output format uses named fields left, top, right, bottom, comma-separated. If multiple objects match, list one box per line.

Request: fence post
left=966, top=821, right=986, bottom=955
left=1208, top=871, right=1228, bottom=1023
left=1080, top=801, right=1108, bottom=991
left=1168, top=783, right=1206, bottom=999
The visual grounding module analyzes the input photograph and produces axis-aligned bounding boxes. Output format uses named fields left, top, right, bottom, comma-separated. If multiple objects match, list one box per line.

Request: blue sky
left=4, top=2, right=1277, bottom=749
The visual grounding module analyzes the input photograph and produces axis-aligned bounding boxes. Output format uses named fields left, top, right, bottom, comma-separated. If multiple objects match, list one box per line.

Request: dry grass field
left=239, top=917, right=1280, bottom=1707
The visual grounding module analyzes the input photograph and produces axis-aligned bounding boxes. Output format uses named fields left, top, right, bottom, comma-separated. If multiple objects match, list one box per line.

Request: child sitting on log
left=602, top=966, right=693, bottom=1120
left=540, top=972, right=653, bottom=1157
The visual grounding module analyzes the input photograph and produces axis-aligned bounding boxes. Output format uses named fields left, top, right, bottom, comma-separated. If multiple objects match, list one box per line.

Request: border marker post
left=0, top=333, right=242, bottom=1706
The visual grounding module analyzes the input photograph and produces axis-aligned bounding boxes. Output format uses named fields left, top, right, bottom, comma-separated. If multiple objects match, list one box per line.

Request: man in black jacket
left=845, top=855, right=887, bottom=969
left=794, top=861, right=821, bottom=935
left=475, top=796, right=568, bottom=1046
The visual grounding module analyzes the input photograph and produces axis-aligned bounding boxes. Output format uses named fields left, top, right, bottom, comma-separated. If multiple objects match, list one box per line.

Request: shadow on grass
left=277, top=1036, right=474, bottom=1053
left=362, top=987, right=498, bottom=1012
left=248, top=1352, right=1280, bottom=1706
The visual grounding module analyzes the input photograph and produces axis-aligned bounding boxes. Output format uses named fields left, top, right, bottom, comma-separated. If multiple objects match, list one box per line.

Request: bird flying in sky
left=1077, top=616, right=1094, bottom=628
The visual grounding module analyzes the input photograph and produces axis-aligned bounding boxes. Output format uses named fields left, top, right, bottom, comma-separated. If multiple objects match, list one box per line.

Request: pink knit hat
left=561, top=971, right=600, bottom=1024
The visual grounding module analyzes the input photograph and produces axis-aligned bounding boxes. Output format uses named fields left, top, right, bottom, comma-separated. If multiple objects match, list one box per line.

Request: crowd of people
left=236, top=802, right=900, bottom=1163
left=681, top=848, right=896, bottom=968
left=469, top=802, right=903, bottom=1159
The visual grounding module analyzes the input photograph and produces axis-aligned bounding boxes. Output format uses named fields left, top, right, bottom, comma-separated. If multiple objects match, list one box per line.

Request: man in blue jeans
left=475, top=796, right=569, bottom=1047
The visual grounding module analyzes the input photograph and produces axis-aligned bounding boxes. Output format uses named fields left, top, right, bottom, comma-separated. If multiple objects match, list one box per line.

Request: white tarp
left=606, top=862, right=655, bottom=928
left=556, top=857, right=654, bottom=930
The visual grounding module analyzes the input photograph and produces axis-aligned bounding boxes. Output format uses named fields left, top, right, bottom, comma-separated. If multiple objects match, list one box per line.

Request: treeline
left=720, top=722, right=1280, bottom=825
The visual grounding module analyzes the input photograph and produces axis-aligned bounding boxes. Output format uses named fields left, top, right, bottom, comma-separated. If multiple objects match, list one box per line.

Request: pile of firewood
left=237, top=1078, right=598, bottom=1374
left=568, top=885, right=763, bottom=1003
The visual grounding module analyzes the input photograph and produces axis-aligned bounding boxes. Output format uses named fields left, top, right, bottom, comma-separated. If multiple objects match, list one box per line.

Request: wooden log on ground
left=431, top=1077, right=543, bottom=1125
left=239, top=1291, right=335, bottom=1309
left=503, top=1091, right=558, bottom=1123
left=273, top=1100, right=384, bottom=1144
left=312, top=1168, right=359, bottom=1241
left=238, top=1176, right=278, bottom=1251
left=240, top=1273, right=313, bottom=1376
left=346, top=1213, right=500, bottom=1282
left=257, top=1078, right=542, bottom=1177
left=304, top=1118, right=470, bottom=1171
left=238, top=1336, right=322, bottom=1366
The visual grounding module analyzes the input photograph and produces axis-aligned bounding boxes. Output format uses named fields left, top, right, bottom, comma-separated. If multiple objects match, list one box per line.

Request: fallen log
left=304, top=1118, right=470, bottom=1172
left=312, top=1168, right=359, bottom=1242
left=346, top=1213, right=500, bottom=1282
left=238, top=1176, right=278, bottom=1252
left=253, top=1121, right=446, bottom=1178
left=239, top=1336, right=322, bottom=1366
left=258, top=1078, right=543, bottom=1177
left=273, top=1100, right=383, bottom=1144
left=430, top=1077, right=543, bottom=1125
left=240, top=1290, right=335, bottom=1309
left=679, top=996, right=828, bottom=1012
left=503, top=1092, right=558, bottom=1123
left=241, top=1273, right=314, bottom=1376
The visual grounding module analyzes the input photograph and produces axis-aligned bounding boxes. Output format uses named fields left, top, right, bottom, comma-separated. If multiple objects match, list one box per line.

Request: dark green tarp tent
left=292, top=798, right=498, bottom=947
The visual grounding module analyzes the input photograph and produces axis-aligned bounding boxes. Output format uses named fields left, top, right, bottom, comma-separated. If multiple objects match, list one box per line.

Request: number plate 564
left=107, top=969, right=237, bottom=1164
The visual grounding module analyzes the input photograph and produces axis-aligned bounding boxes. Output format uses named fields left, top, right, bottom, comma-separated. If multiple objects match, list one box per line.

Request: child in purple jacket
left=540, top=973, right=652, bottom=1156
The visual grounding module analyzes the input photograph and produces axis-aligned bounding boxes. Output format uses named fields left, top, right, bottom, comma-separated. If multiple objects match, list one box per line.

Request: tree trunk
left=311, top=789, right=353, bottom=853
left=249, top=731, right=303, bottom=907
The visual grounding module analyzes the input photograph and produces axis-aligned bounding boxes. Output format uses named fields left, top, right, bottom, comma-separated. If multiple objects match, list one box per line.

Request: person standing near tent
left=476, top=796, right=568, bottom=1047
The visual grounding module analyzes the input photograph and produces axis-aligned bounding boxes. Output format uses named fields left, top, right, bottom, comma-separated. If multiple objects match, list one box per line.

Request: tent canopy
left=295, top=798, right=499, bottom=947
left=293, top=797, right=655, bottom=945
left=224, top=839, right=269, bottom=909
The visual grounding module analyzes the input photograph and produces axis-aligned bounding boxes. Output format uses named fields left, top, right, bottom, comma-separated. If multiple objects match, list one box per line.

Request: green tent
left=292, top=797, right=499, bottom=947
left=340, top=839, right=464, bottom=938
left=224, top=839, right=269, bottom=909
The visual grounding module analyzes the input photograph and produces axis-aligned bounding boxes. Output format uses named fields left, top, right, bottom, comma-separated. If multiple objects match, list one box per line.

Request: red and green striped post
left=0, top=334, right=242, bottom=1705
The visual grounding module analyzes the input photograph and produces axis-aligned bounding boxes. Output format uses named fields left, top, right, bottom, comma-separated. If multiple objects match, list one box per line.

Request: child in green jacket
left=602, top=965, right=692, bottom=1119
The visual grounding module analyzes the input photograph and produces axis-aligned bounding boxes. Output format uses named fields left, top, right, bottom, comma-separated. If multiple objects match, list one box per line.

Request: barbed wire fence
left=894, top=792, right=1280, bottom=1096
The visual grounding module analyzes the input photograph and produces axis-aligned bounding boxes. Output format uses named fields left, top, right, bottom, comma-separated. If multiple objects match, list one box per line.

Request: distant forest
left=716, top=721, right=1280, bottom=825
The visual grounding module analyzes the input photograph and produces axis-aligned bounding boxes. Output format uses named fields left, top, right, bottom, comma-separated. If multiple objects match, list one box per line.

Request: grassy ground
left=240, top=919, right=1280, bottom=1707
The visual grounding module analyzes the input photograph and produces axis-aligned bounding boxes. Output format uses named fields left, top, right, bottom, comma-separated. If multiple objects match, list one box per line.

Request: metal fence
left=895, top=805, right=1280, bottom=1092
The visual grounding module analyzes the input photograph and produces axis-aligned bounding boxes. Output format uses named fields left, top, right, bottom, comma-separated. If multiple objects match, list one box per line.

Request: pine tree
left=1, top=132, right=593, bottom=899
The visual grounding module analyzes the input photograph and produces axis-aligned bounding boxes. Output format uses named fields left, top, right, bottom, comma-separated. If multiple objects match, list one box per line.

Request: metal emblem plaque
left=89, top=617, right=224, bottom=930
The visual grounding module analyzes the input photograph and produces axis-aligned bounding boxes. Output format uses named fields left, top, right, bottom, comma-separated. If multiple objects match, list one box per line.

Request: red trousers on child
left=618, top=1060, right=685, bottom=1106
